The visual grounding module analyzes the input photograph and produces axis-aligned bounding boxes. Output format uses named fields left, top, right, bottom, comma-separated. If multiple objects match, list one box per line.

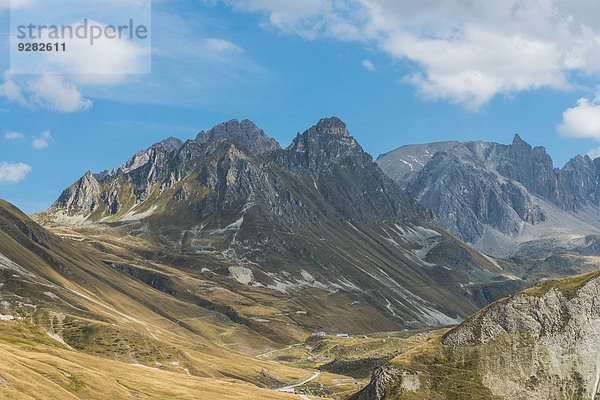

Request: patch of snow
left=54, top=233, right=86, bottom=242
left=250, top=317, right=270, bottom=322
left=120, top=205, right=158, bottom=221
left=400, top=225, right=442, bottom=244
left=41, top=210, right=93, bottom=226
left=67, top=288, right=148, bottom=326
left=398, top=159, right=414, bottom=171
left=0, top=314, right=14, bottom=321
left=416, top=305, right=462, bottom=326
left=394, top=224, right=406, bottom=235
left=380, top=227, right=400, bottom=246
left=347, top=221, right=360, bottom=231
left=300, top=270, right=315, bottom=282
left=338, top=277, right=361, bottom=292
left=225, top=216, right=244, bottom=230
left=146, top=328, right=158, bottom=340
left=0, top=253, right=35, bottom=278
left=130, top=363, right=159, bottom=370
left=267, top=280, right=294, bottom=292
left=382, top=295, right=399, bottom=318
left=44, top=329, right=73, bottom=350
left=228, top=266, right=254, bottom=285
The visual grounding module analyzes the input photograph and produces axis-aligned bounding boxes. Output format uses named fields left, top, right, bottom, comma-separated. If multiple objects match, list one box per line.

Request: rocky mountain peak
left=282, top=117, right=368, bottom=176
left=52, top=170, right=101, bottom=213
left=512, top=133, right=528, bottom=147
left=195, top=119, right=281, bottom=153
left=306, top=117, right=350, bottom=137
left=154, top=137, right=183, bottom=152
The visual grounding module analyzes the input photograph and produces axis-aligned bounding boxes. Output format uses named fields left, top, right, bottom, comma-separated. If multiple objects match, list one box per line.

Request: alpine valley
left=1, top=117, right=600, bottom=399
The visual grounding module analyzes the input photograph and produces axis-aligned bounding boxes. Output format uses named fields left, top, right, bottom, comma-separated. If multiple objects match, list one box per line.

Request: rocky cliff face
left=405, top=150, right=545, bottom=244
left=274, top=117, right=430, bottom=224
left=378, top=135, right=600, bottom=255
left=44, top=117, right=432, bottom=230
left=196, top=119, right=281, bottom=153
left=37, top=117, right=518, bottom=330
left=53, top=171, right=102, bottom=214
left=356, top=269, right=600, bottom=399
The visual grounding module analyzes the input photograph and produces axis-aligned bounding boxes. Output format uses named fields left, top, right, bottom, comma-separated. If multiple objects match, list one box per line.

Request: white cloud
left=223, top=0, right=600, bottom=109
left=0, top=72, right=27, bottom=106
left=204, top=38, right=243, bottom=53
left=587, top=146, right=600, bottom=159
left=3, top=131, right=24, bottom=140
left=0, top=73, right=92, bottom=113
left=27, top=75, right=92, bottom=112
left=557, top=93, right=600, bottom=140
left=1, top=17, right=151, bottom=111
left=362, top=59, right=375, bottom=71
left=226, top=0, right=337, bottom=39
left=0, top=0, right=36, bottom=12
left=0, top=162, right=32, bottom=184
left=54, top=21, right=150, bottom=84
left=13, top=20, right=151, bottom=85
left=32, top=130, right=53, bottom=150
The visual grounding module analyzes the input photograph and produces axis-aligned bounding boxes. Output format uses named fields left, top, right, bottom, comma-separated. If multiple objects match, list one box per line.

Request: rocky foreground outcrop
left=356, top=270, right=600, bottom=399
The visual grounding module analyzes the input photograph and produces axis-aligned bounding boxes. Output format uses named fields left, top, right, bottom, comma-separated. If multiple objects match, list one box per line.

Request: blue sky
left=3, top=1, right=600, bottom=213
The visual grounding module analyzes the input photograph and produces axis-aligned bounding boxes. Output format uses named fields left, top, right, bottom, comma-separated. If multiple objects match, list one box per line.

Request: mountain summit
left=195, top=119, right=281, bottom=153
left=305, top=116, right=350, bottom=137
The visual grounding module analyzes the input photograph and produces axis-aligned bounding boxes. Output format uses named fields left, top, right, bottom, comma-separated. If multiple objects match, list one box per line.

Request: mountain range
left=378, top=135, right=600, bottom=257
left=3, top=116, right=600, bottom=398
left=36, top=117, right=521, bottom=331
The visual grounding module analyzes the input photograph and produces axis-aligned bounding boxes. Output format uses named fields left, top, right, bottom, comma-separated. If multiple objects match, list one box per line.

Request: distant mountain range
left=36, top=117, right=525, bottom=330
left=378, top=135, right=600, bottom=256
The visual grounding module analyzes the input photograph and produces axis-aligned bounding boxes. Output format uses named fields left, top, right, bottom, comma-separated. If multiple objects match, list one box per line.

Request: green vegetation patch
left=522, top=269, right=600, bottom=299
left=373, top=337, right=502, bottom=400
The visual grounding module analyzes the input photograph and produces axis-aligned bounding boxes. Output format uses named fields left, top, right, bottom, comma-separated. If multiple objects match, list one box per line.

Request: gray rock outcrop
left=378, top=135, right=600, bottom=254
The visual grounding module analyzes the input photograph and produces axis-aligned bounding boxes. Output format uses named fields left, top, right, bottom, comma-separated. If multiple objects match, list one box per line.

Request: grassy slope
left=382, top=336, right=501, bottom=399
left=0, top=321, right=296, bottom=400
left=0, top=199, right=349, bottom=398
left=521, top=268, right=600, bottom=298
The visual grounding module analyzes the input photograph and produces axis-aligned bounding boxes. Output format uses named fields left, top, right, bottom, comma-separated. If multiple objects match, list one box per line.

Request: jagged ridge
left=36, top=117, right=518, bottom=331
left=377, top=135, right=600, bottom=255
